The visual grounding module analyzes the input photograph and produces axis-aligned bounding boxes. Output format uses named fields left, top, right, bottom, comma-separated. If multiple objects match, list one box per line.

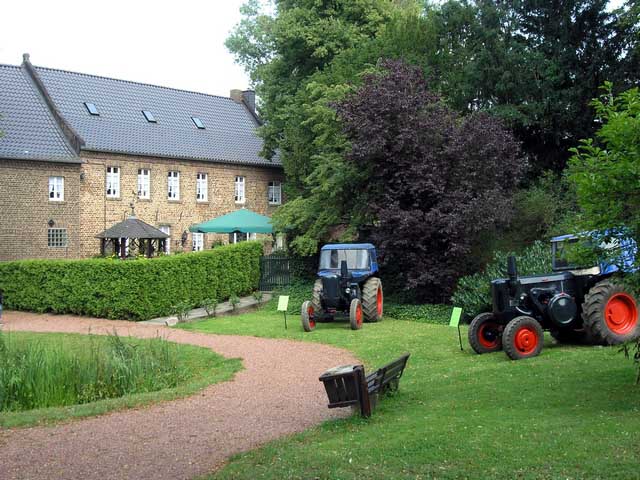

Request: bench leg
left=356, top=367, right=372, bottom=418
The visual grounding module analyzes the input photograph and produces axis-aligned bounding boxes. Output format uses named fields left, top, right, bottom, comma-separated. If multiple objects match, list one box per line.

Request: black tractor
left=469, top=234, right=640, bottom=360
left=301, top=243, right=383, bottom=331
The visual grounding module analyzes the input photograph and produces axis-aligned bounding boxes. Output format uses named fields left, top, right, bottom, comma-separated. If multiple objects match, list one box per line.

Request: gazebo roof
left=96, top=215, right=170, bottom=239
left=189, top=208, right=273, bottom=234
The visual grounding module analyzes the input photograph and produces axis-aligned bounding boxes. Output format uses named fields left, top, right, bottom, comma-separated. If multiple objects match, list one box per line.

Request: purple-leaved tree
left=337, top=60, right=527, bottom=301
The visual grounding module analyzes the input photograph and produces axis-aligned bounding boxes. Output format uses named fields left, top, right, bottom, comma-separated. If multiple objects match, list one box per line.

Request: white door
left=159, top=226, right=170, bottom=253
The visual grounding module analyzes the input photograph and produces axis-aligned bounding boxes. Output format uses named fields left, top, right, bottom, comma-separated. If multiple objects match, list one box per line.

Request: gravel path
left=0, top=311, right=359, bottom=480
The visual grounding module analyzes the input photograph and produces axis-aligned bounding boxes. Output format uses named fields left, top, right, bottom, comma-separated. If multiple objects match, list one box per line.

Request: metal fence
left=259, top=255, right=291, bottom=291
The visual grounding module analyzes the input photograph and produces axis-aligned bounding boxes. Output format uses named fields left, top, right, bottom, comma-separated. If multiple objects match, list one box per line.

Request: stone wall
left=78, top=152, right=284, bottom=258
left=0, top=159, right=81, bottom=261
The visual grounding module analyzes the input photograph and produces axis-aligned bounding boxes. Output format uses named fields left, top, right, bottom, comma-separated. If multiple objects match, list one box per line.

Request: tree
left=421, top=0, right=629, bottom=173
left=226, top=0, right=393, bottom=161
left=336, top=60, right=527, bottom=301
left=567, top=82, right=640, bottom=254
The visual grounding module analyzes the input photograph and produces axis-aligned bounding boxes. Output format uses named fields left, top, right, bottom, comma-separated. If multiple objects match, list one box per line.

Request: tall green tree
left=226, top=0, right=638, bottom=258
left=567, top=83, right=640, bottom=248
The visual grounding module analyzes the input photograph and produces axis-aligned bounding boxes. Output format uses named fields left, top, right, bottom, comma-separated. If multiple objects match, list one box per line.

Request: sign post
left=277, top=295, right=290, bottom=330
left=449, top=307, right=463, bottom=351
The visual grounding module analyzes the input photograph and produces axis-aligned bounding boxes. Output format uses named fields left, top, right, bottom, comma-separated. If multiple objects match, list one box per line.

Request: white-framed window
left=137, top=168, right=150, bottom=199
left=268, top=181, right=282, bottom=205
left=48, top=176, right=64, bottom=201
left=168, top=171, right=180, bottom=200
left=229, top=232, right=256, bottom=244
left=192, top=232, right=204, bottom=251
left=106, top=166, right=120, bottom=198
left=47, top=228, right=68, bottom=247
left=235, top=176, right=245, bottom=203
left=159, top=225, right=170, bottom=254
left=196, top=173, right=208, bottom=202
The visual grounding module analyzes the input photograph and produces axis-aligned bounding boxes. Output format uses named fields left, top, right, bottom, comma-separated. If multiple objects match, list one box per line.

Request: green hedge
left=0, top=242, right=262, bottom=321
left=384, top=303, right=452, bottom=324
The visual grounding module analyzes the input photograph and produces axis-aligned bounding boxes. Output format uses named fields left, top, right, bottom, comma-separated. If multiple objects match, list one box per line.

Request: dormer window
left=192, top=117, right=205, bottom=129
left=142, top=110, right=157, bottom=123
left=84, top=102, right=99, bottom=115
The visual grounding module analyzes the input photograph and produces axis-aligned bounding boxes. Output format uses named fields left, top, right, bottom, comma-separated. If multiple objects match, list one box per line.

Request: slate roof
left=33, top=65, right=280, bottom=167
left=96, top=215, right=170, bottom=239
left=0, top=64, right=79, bottom=163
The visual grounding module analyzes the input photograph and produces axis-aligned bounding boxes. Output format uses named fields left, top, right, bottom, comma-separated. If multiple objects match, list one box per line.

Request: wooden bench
left=319, top=353, right=410, bottom=418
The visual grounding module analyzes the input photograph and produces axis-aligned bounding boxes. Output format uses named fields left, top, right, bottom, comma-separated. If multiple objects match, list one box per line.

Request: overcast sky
left=0, top=0, right=627, bottom=98
left=0, top=0, right=252, bottom=97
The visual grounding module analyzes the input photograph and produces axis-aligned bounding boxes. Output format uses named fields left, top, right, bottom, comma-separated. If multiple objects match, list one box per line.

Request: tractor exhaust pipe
left=507, top=255, right=518, bottom=282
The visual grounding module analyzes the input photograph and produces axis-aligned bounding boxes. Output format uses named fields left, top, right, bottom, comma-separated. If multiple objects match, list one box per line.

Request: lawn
left=179, top=309, right=640, bottom=480
left=0, top=332, right=242, bottom=428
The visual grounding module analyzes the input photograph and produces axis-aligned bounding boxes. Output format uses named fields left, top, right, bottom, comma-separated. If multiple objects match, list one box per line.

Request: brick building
left=0, top=54, right=284, bottom=261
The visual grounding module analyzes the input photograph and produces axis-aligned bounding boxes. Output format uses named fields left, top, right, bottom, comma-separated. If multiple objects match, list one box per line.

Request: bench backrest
left=381, top=353, right=410, bottom=383
left=367, top=353, right=410, bottom=393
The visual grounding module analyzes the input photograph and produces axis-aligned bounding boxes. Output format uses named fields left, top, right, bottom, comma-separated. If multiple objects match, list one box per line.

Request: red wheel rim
left=514, top=326, right=539, bottom=354
left=605, top=293, right=638, bottom=335
left=308, top=305, right=315, bottom=329
left=376, top=287, right=383, bottom=316
left=357, top=303, right=363, bottom=327
left=478, top=322, right=500, bottom=349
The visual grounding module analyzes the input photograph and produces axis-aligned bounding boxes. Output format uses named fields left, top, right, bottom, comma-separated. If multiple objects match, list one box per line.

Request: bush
left=201, top=298, right=218, bottom=317
left=451, top=241, right=553, bottom=319
left=171, top=301, right=192, bottom=323
left=384, top=303, right=452, bottom=324
left=0, top=242, right=262, bottom=321
left=267, top=280, right=314, bottom=314
left=229, top=295, right=241, bottom=310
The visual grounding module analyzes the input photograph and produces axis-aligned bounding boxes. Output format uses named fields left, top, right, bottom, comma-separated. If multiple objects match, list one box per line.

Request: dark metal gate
left=259, top=255, right=291, bottom=290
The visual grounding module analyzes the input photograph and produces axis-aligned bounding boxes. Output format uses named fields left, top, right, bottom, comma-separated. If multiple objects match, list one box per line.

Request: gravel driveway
left=0, top=311, right=359, bottom=480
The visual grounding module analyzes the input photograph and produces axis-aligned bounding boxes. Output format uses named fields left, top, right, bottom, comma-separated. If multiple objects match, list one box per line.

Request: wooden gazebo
left=96, top=212, right=169, bottom=259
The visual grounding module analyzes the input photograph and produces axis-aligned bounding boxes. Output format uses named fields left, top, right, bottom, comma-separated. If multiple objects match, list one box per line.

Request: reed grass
left=0, top=331, right=192, bottom=412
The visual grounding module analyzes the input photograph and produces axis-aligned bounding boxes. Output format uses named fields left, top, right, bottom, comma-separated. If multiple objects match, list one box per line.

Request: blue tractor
left=469, top=232, right=639, bottom=360
left=301, top=243, right=383, bottom=331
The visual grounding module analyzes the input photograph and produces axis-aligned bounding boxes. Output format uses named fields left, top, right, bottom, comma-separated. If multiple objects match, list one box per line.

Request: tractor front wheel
left=502, top=316, right=544, bottom=360
left=350, top=298, right=363, bottom=330
left=362, top=277, right=383, bottom=322
left=582, top=280, right=640, bottom=345
left=468, top=313, right=502, bottom=354
left=301, top=301, right=316, bottom=332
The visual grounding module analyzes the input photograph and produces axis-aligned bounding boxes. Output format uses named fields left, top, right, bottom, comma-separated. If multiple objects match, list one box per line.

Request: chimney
left=242, top=90, right=256, bottom=114
left=22, top=53, right=31, bottom=64
left=230, top=89, right=243, bottom=103
left=230, top=89, right=256, bottom=114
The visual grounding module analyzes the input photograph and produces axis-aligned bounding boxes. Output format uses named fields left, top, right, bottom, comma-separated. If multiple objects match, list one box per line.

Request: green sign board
left=277, top=295, right=290, bottom=312
left=449, top=307, right=462, bottom=327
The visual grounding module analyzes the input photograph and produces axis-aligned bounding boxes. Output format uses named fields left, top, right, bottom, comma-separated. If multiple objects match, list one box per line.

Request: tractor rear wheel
left=301, top=301, right=316, bottom=332
left=468, top=313, right=502, bottom=354
left=582, top=280, right=640, bottom=345
left=312, top=279, right=323, bottom=312
left=362, top=277, right=383, bottom=322
left=502, top=316, right=544, bottom=360
left=350, top=298, right=363, bottom=330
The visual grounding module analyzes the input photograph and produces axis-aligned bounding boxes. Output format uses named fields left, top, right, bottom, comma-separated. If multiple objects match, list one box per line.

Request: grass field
left=179, top=310, right=640, bottom=480
left=0, top=332, right=242, bottom=428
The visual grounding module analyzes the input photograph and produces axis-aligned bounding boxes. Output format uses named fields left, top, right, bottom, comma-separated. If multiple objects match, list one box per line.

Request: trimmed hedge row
left=383, top=303, right=452, bottom=324
left=0, top=241, right=262, bottom=321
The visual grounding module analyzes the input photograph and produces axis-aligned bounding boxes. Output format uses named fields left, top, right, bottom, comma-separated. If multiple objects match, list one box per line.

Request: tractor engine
left=321, top=275, right=341, bottom=309
left=491, top=258, right=580, bottom=330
